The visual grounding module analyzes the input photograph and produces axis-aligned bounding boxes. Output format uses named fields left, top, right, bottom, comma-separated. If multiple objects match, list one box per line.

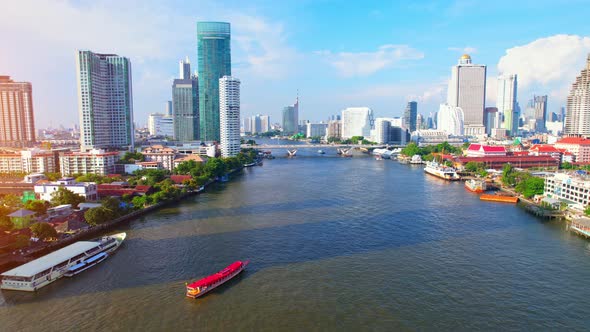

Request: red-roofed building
left=97, top=183, right=154, bottom=198
left=465, top=144, right=507, bottom=157
left=528, top=144, right=563, bottom=161
left=455, top=155, right=559, bottom=170
left=170, top=175, right=192, bottom=184
left=554, top=137, right=590, bottom=163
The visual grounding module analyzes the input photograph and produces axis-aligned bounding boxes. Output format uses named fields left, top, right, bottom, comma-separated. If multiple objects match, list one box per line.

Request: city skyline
left=2, top=1, right=590, bottom=129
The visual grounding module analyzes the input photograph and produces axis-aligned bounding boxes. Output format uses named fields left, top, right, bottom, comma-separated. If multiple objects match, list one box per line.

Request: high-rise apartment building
left=197, top=22, right=231, bottom=142
left=437, top=104, right=464, bottom=136
left=219, top=76, right=240, bottom=157
left=565, top=55, right=590, bottom=135
left=403, top=101, right=418, bottom=132
left=534, top=95, right=548, bottom=132
left=496, top=74, right=518, bottom=136
left=76, top=51, right=134, bottom=151
left=447, top=55, right=486, bottom=136
left=0, top=76, right=35, bottom=147
left=341, top=107, right=374, bottom=139
left=172, top=57, right=199, bottom=141
left=282, top=98, right=299, bottom=135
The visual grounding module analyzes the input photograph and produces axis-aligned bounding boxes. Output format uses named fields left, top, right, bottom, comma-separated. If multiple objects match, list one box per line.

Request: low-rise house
left=47, top=204, right=73, bottom=219
left=554, top=137, right=590, bottom=164
left=8, top=209, right=36, bottom=229
left=465, top=144, right=507, bottom=157
left=34, top=177, right=98, bottom=201
left=170, top=175, right=192, bottom=185
left=97, top=183, right=154, bottom=198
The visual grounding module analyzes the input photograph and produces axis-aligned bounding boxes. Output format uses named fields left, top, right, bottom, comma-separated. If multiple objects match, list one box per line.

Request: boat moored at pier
left=186, top=260, right=249, bottom=299
left=1, top=232, right=126, bottom=291
left=424, top=161, right=461, bottom=181
left=465, top=179, right=487, bottom=193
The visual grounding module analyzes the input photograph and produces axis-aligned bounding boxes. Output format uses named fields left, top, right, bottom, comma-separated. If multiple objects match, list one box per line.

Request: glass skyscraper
left=197, top=22, right=231, bottom=142
left=172, top=57, right=199, bottom=141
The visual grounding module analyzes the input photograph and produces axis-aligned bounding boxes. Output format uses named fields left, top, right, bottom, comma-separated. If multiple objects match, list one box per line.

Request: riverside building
left=341, top=107, right=374, bottom=139
left=219, top=76, right=241, bottom=157
left=76, top=51, right=134, bottom=151
left=446, top=55, right=486, bottom=136
left=197, top=22, right=231, bottom=142
left=0, top=76, right=36, bottom=147
left=565, top=55, right=590, bottom=135
left=545, top=172, right=590, bottom=209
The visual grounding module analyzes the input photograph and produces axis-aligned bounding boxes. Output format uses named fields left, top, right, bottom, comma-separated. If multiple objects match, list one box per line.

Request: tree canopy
left=30, top=222, right=58, bottom=240
left=50, top=187, right=85, bottom=208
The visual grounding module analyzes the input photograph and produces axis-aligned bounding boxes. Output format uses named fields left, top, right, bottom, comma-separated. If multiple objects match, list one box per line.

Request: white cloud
left=448, top=46, right=477, bottom=54
left=498, top=34, right=590, bottom=89
left=317, top=45, right=424, bottom=77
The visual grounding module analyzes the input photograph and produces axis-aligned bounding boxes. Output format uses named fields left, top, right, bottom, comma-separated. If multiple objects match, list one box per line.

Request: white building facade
left=34, top=177, right=98, bottom=202
left=497, top=74, right=518, bottom=135
left=148, top=113, right=174, bottom=137
left=59, top=149, right=119, bottom=176
left=341, top=107, right=374, bottom=139
left=565, top=55, right=590, bottom=135
left=306, top=123, right=328, bottom=138
left=219, top=76, right=241, bottom=157
left=545, top=173, right=590, bottom=209
left=437, top=104, right=464, bottom=136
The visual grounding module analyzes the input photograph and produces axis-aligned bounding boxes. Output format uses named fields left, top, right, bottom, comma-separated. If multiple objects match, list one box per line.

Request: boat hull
left=186, top=260, right=249, bottom=299
left=480, top=194, right=518, bottom=203
left=424, top=168, right=461, bottom=181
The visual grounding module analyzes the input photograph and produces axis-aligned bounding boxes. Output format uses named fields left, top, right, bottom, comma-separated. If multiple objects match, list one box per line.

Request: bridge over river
left=243, top=144, right=404, bottom=149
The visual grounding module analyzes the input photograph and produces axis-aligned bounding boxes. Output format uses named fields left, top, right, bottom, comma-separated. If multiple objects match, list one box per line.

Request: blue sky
left=3, top=0, right=590, bottom=128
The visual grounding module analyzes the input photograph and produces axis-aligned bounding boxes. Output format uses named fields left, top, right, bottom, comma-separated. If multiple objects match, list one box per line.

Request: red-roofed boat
left=186, top=260, right=250, bottom=298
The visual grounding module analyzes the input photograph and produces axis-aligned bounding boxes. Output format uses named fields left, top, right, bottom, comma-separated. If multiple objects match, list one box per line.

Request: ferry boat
left=1, top=232, right=126, bottom=292
left=424, top=161, right=461, bottom=181
left=64, top=252, right=108, bottom=277
left=186, top=260, right=249, bottom=299
left=465, top=178, right=487, bottom=193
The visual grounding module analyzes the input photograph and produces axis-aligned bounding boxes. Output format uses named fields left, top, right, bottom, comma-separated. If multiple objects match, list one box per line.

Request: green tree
left=0, top=216, right=13, bottom=231
left=11, top=234, right=29, bottom=249
left=401, top=143, right=421, bottom=157
left=119, top=151, right=145, bottom=164
left=30, top=222, right=58, bottom=240
left=204, top=158, right=228, bottom=178
left=44, top=172, right=61, bottom=181
left=84, top=207, right=112, bottom=226
left=1, top=194, right=22, bottom=210
left=515, top=176, right=545, bottom=198
left=502, top=164, right=517, bottom=187
left=131, top=195, right=147, bottom=209
left=24, top=200, right=49, bottom=215
left=50, top=187, right=85, bottom=208
left=175, top=160, right=199, bottom=175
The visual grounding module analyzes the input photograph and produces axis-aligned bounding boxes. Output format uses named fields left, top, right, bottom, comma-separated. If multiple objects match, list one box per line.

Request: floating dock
left=480, top=194, right=519, bottom=203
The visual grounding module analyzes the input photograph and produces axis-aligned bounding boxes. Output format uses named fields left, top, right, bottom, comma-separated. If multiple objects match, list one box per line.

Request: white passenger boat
left=64, top=252, right=108, bottom=277
left=424, top=161, right=461, bottom=181
left=0, top=232, right=126, bottom=292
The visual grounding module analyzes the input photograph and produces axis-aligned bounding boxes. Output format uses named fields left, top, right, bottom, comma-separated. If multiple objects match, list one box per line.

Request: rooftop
left=1, top=241, right=100, bottom=277
left=556, top=137, right=590, bottom=145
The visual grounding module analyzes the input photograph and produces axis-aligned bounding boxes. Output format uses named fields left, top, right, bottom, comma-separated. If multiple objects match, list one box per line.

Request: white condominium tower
left=341, top=107, right=374, bottom=139
left=565, top=55, right=590, bottom=135
left=496, top=74, right=518, bottom=135
left=76, top=50, right=134, bottom=151
left=446, top=54, right=486, bottom=136
left=219, top=76, right=241, bottom=157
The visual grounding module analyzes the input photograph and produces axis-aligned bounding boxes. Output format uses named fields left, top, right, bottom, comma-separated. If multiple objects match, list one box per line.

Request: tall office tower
left=76, top=51, right=134, bottom=151
left=484, top=107, right=498, bottom=134
left=497, top=74, right=518, bottom=136
left=172, top=57, right=199, bottom=141
left=165, top=101, right=172, bottom=116
left=566, top=55, right=590, bottom=135
left=250, top=115, right=262, bottom=133
left=179, top=56, right=191, bottom=80
left=219, top=76, right=240, bottom=157
left=0, top=76, right=35, bottom=147
left=533, top=95, right=548, bottom=132
left=341, top=107, right=374, bottom=139
left=416, top=114, right=424, bottom=130
left=559, top=106, right=566, bottom=122
left=260, top=115, right=270, bottom=133
left=282, top=97, right=299, bottom=135
left=197, top=22, right=231, bottom=142
left=427, top=112, right=435, bottom=129
left=447, top=55, right=486, bottom=136
left=403, top=101, right=418, bottom=132
left=242, top=117, right=252, bottom=133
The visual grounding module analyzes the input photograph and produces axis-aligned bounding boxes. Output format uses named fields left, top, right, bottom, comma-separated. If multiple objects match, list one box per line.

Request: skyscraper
left=179, top=57, right=191, bottom=80
left=197, top=22, right=231, bottom=142
left=497, top=74, right=518, bottom=136
left=76, top=51, right=134, bottom=151
left=437, top=104, right=464, bottom=136
left=282, top=97, right=299, bottom=135
left=0, top=76, right=35, bottom=147
left=447, top=54, right=486, bottom=136
left=566, top=55, right=590, bottom=135
left=219, top=76, right=240, bottom=157
left=403, top=101, right=418, bottom=132
left=172, top=57, right=199, bottom=141
left=533, top=95, right=548, bottom=132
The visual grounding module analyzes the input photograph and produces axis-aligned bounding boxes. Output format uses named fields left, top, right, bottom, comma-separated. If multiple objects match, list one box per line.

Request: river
left=2, top=156, right=590, bottom=331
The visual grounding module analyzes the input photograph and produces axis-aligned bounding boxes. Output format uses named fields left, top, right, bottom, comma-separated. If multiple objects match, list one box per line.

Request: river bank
left=0, top=168, right=245, bottom=274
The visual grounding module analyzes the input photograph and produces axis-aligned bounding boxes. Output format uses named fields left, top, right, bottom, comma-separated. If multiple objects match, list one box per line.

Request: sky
left=2, top=0, right=590, bottom=129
